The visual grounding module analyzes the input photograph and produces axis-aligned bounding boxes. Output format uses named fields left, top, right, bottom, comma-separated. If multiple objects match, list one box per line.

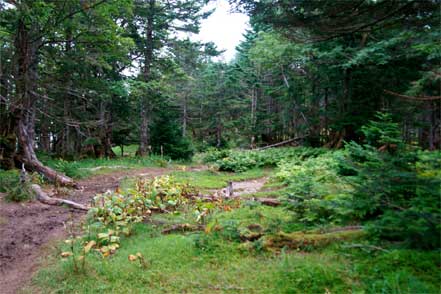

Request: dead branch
left=161, top=223, right=203, bottom=234
left=257, top=136, right=305, bottom=150
left=262, top=228, right=365, bottom=251
left=31, top=184, right=88, bottom=211
left=253, top=197, right=281, bottom=207
left=384, top=89, right=441, bottom=101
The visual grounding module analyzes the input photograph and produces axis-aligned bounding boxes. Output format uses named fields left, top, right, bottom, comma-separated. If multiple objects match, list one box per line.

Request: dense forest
left=0, top=1, right=440, bottom=293
left=0, top=0, right=439, bottom=171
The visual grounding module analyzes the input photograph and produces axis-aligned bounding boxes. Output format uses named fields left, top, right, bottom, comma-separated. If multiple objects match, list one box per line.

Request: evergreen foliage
left=150, top=108, right=194, bottom=160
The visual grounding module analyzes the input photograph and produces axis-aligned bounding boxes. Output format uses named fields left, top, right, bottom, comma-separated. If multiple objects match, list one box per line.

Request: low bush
left=203, top=147, right=327, bottom=172
left=0, top=169, right=36, bottom=202
left=0, top=169, right=19, bottom=193
left=276, top=151, right=354, bottom=226
left=343, top=113, right=441, bottom=249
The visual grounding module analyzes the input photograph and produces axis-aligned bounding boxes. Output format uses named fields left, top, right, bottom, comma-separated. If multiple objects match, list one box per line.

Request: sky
left=193, top=0, right=250, bottom=61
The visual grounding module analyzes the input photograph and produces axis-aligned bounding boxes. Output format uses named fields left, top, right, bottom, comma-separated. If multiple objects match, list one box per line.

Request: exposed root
left=239, top=224, right=264, bottom=241
left=261, top=228, right=365, bottom=251
left=161, top=223, right=204, bottom=234
left=253, top=197, right=281, bottom=206
left=31, top=184, right=89, bottom=211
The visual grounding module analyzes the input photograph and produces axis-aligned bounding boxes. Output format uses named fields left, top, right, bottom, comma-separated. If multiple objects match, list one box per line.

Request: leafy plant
left=210, top=147, right=326, bottom=172
left=344, top=115, right=441, bottom=249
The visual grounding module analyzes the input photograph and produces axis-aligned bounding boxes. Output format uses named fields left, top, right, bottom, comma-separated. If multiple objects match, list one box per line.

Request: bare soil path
left=0, top=167, right=177, bottom=294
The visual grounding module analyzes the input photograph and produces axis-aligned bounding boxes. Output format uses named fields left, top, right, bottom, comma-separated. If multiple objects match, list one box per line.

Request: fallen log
left=31, top=184, right=89, bottom=211
left=239, top=224, right=264, bottom=241
left=161, top=223, right=204, bottom=234
left=262, top=228, right=365, bottom=251
left=257, top=136, right=305, bottom=150
left=254, top=197, right=281, bottom=207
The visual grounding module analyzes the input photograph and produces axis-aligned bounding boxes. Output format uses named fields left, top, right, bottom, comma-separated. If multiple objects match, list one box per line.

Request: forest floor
left=0, top=166, right=186, bottom=294
left=1, top=150, right=438, bottom=293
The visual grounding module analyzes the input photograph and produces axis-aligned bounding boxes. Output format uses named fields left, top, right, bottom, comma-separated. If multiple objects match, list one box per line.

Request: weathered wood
left=31, top=184, right=88, bottom=211
left=161, top=223, right=203, bottom=234
left=225, top=181, right=233, bottom=198
left=18, top=121, right=77, bottom=187
left=254, top=197, right=281, bottom=206
left=262, top=228, right=365, bottom=251
left=257, top=136, right=305, bottom=150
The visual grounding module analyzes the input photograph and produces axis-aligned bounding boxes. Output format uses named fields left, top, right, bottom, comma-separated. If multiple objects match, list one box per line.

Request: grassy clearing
left=171, top=168, right=268, bottom=189
left=42, top=155, right=169, bottom=179
left=30, top=147, right=441, bottom=293
left=34, top=224, right=356, bottom=294
left=33, top=211, right=440, bottom=294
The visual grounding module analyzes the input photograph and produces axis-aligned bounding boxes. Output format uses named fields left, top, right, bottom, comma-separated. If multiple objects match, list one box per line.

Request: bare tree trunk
left=138, top=101, right=150, bottom=156
left=98, top=99, right=116, bottom=158
left=250, top=87, right=257, bottom=148
left=62, top=93, right=73, bottom=156
left=182, top=94, right=187, bottom=137
left=31, top=184, right=88, bottom=210
left=137, top=0, right=155, bottom=156
left=216, top=123, right=222, bottom=148
left=13, top=18, right=75, bottom=187
left=0, top=55, right=16, bottom=169
left=18, top=113, right=76, bottom=187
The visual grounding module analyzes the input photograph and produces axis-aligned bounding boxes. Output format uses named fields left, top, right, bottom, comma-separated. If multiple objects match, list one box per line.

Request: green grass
left=112, top=144, right=139, bottom=157
left=0, top=169, right=19, bottom=193
left=30, top=150, right=440, bottom=293
left=171, top=168, right=269, bottom=189
left=31, top=177, right=440, bottom=294
left=33, top=218, right=440, bottom=294
left=42, top=155, right=169, bottom=179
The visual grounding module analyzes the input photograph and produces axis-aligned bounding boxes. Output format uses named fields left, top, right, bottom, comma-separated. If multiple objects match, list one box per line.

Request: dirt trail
left=0, top=167, right=176, bottom=294
left=230, top=177, right=267, bottom=196
left=208, top=177, right=268, bottom=197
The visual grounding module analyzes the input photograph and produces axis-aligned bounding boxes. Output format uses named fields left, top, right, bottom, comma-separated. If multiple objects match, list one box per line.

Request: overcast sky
left=193, top=0, right=250, bottom=61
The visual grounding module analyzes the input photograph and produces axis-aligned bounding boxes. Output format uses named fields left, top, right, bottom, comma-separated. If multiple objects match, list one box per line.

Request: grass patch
left=43, top=155, right=168, bottom=179
left=31, top=149, right=440, bottom=293
left=244, top=189, right=288, bottom=198
left=112, top=144, right=139, bottom=157
left=0, top=169, right=36, bottom=202
left=33, top=223, right=354, bottom=294
left=0, top=169, right=19, bottom=193
left=171, top=168, right=268, bottom=189
left=33, top=218, right=439, bottom=294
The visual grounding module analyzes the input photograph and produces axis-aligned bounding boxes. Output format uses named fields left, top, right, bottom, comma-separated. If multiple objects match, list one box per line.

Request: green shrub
left=202, top=148, right=231, bottom=163
left=0, top=169, right=19, bottom=193
left=54, top=159, right=91, bottom=179
left=210, top=147, right=327, bottom=172
left=343, top=113, right=441, bottom=249
left=217, top=153, right=257, bottom=172
left=5, top=181, right=33, bottom=202
left=276, top=151, right=354, bottom=226
left=0, top=169, right=34, bottom=202
left=150, top=108, right=194, bottom=160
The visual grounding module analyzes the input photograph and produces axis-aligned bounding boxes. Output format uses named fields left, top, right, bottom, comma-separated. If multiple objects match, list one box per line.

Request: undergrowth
left=31, top=123, right=441, bottom=293
left=43, top=155, right=169, bottom=179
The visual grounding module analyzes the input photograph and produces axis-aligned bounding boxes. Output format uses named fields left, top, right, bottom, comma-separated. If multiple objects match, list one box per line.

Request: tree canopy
left=0, top=0, right=439, bottom=178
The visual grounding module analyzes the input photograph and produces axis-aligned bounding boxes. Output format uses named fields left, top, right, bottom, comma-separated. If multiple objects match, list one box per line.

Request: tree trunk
left=31, top=184, right=88, bottom=210
left=13, top=18, right=76, bottom=187
left=137, top=0, right=155, bottom=156
left=40, top=118, right=51, bottom=153
left=0, top=57, right=16, bottom=169
left=138, top=102, right=150, bottom=156
left=99, top=99, right=116, bottom=158
left=182, top=94, right=188, bottom=137
left=18, top=116, right=76, bottom=187
left=250, top=87, right=257, bottom=148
